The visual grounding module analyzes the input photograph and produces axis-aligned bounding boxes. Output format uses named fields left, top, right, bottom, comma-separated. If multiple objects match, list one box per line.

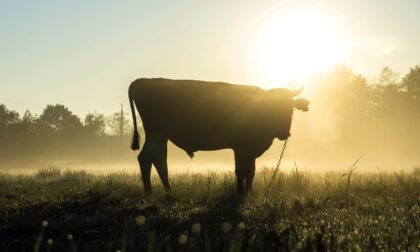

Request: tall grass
left=0, top=166, right=419, bottom=251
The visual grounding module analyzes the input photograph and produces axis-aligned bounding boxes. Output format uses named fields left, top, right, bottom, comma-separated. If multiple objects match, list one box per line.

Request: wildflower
left=191, top=222, right=201, bottom=234
left=42, top=220, right=48, bottom=227
left=222, top=222, right=232, bottom=233
left=135, top=215, right=146, bottom=226
left=238, top=222, right=246, bottom=230
left=47, top=239, right=53, bottom=246
left=249, top=234, right=256, bottom=243
left=67, top=234, right=73, bottom=240
left=178, top=234, right=188, bottom=245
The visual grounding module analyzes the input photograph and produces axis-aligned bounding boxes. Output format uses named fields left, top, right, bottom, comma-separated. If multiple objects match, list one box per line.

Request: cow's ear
left=293, top=98, right=309, bottom=111
left=290, top=87, right=304, bottom=97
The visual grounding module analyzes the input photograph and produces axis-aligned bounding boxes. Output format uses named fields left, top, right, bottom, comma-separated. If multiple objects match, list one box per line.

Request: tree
left=0, top=105, right=22, bottom=160
left=21, top=110, right=36, bottom=124
left=378, top=67, right=400, bottom=86
left=17, top=110, right=37, bottom=136
left=310, top=65, right=372, bottom=148
left=0, top=104, right=19, bottom=128
left=84, top=112, right=106, bottom=136
left=39, top=104, right=83, bottom=136
left=107, top=111, right=132, bottom=136
left=371, top=67, right=402, bottom=113
left=316, top=65, right=371, bottom=118
left=401, top=65, right=420, bottom=102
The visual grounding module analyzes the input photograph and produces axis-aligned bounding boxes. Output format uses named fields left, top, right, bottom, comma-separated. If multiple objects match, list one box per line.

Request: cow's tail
left=129, top=87, right=140, bottom=151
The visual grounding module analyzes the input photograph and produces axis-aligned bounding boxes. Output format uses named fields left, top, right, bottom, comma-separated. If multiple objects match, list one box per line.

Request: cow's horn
left=290, top=87, right=304, bottom=97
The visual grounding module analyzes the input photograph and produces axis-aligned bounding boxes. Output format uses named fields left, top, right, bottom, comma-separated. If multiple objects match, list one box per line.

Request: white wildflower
left=222, top=222, right=232, bottom=233
left=238, top=222, right=246, bottom=230
left=191, top=222, right=201, bottom=234
left=135, top=215, right=146, bottom=226
left=178, top=234, right=188, bottom=244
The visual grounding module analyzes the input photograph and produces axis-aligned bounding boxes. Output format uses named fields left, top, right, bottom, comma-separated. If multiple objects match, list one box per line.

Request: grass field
left=0, top=166, right=419, bottom=251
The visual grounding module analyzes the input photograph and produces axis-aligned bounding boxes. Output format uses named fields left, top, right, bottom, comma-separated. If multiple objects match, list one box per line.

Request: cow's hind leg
left=152, top=139, right=172, bottom=192
left=234, top=151, right=256, bottom=194
left=138, top=141, right=153, bottom=195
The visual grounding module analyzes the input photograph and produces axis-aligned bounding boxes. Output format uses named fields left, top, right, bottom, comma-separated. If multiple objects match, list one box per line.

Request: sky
left=1, top=0, right=419, bottom=118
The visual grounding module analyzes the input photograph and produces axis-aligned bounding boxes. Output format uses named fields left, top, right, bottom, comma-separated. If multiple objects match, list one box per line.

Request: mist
left=1, top=64, right=419, bottom=174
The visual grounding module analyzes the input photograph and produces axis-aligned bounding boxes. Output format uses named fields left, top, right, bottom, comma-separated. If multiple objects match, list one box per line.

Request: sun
left=257, top=6, right=343, bottom=88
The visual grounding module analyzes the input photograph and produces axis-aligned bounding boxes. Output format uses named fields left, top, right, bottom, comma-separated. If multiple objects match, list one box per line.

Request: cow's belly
left=169, top=132, right=232, bottom=154
left=168, top=129, right=275, bottom=158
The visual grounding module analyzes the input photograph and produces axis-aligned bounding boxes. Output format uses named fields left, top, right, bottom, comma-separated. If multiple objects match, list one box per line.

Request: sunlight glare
left=257, top=6, right=343, bottom=88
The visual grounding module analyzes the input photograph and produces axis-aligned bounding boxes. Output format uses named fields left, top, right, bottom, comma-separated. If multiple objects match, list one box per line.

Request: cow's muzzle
left=278, top=132, right=290, bottom=140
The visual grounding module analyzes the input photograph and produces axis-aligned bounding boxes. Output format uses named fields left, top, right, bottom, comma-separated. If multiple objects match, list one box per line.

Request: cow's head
left=271, top=87, right=310, bottom=140
left=290, top=87, right=310, bottom=112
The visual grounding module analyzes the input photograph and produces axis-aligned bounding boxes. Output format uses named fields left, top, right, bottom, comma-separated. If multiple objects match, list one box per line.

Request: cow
left=128, top=78, right=309, bottom=195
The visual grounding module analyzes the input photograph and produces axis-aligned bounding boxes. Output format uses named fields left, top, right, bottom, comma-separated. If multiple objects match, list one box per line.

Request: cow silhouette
left=129, top=78, right=309, bottom=194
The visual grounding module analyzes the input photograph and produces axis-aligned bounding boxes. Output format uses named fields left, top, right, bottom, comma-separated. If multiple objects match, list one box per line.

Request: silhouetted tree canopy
left=402, top=65, right=420, bottom=102
left=107, top=111, right=132, bottom=136
left=0, top=104, right=19, bottom=127
left=84, top=113, right=106, bottom=136
left=39, top=104, right=83, bottom=137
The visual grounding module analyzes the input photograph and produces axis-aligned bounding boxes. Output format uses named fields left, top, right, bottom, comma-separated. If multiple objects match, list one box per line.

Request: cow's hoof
left=164, top=187, right=173, bottom=194
left=144, top=190, right=152, bottom=197
left=237, top=190, right=245, bottom=196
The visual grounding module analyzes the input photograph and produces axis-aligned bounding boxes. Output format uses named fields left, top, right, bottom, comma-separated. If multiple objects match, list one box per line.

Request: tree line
left=0, top=103, right=135, bottom=165
left=303, top=64, right=420, bottom=162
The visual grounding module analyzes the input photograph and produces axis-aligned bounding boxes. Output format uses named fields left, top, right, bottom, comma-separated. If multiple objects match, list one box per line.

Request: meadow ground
left=0, top=167, right=419, bottom=252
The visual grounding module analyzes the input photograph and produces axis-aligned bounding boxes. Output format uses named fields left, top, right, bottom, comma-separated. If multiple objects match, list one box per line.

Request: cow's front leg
left=236, top=173, right=245, bottom=194
left=234, top=151, right=256, bottom=194
left=245, top=160, right=256, bottom=193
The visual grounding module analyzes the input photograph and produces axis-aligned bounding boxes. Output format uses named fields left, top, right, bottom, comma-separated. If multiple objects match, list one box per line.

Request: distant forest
left=0, top=102, right=136, bottom=166
left=1, top=64, right=419, bottom=166
left=298, top=64, right=420, bottom=163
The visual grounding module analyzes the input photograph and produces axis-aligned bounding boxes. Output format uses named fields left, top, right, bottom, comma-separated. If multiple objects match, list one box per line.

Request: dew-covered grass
left=0, top=167, right=419, bottom=251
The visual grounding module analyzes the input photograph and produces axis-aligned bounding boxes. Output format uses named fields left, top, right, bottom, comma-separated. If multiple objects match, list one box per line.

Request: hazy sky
left=1, top=0, right=419, bottom=117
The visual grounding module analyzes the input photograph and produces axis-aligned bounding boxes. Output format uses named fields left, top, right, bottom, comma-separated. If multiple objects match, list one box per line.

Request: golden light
left=257, top=6, right=343, bottom=88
